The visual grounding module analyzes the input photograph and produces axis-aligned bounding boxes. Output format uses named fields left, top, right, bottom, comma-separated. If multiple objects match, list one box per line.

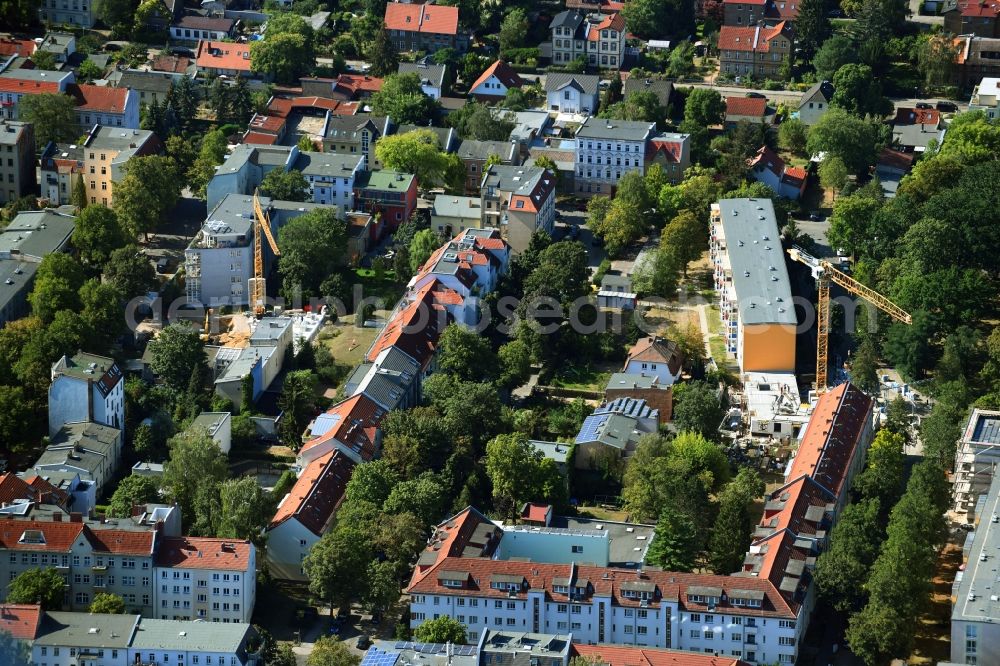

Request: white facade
left=409, top=592, right=801, bottom=664
left=574, top=118, right=654, bottom=195
left=48, top=355, right=125, bottom=437
left=470, top=74, right=511, bottom=98
left=622, top=359, right=680, bottom=387
left=265, top=517, right=316, bottom=582
left=74, top=89, right=140, bottom=131
left=970, top=77, right=1000, bottom=120
left=153, top=562, right=255, bottom=623
left=546, top=85, right=598, bottom=115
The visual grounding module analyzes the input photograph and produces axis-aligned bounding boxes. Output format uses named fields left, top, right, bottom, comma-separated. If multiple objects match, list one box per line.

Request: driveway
left=554, top=203, right=606, bottom=274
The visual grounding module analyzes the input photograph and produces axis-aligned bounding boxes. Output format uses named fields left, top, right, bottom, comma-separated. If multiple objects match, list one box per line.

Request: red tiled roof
left=366, top=281, right=447, bottom=369
left=410, top=507, right=502, bottom=585
left=299, top=394, right=386, bottom=463
left=69, top=83, right=129, bottom=113
left=782, top=165, right=807, bottom=189
left=571, top=644, right=749, bottom=666
left=248, top=113, right=286, bottom=133
left=748, top=144, right=784, bottom=177
left=0, top=78, right=60, bottom=94
left=787, top=382, right=873, bottom=498
left=268, top=450, right=355, bottom=535
left=332, top=74, right=384, bottom=98
left=0, top=38, right=36, bottom=58
left=243, top=131, right=279, bottom=145
left=587, top=12, right=626, bottom=41
left=0, top=604, right=43, bottom=641
left=625, top=337, right=683, bottom=374
left=385, top=2, right=459, bottom=35
left=0, top=520, right=85, bottom=552
left=86, top=528, right=155, bottom=555
left=718, top=22, right=789, bottom=52
left=469, top=60, right=525, bottom=95
left=648, top=138, right=684, bottom=163
left=0, top=473, right=34, bottom=505
left=195, top=40, right=252, bottom=72
left=955, top=0, right=1000, bottom=17
left=877, top=148, right=915, bottom=171
left=892, top=107, right=941, bottom=126
left=25, top=475, right=70, bottom=504
left=268, top=96, right=358, bottom=118
left=151, top=55, right=191, bottom=73
left=725, top=96, right=767, bottom=118
left=154, top=536, right=253, bottom=571
left=756, top=475, right=834, bottom=542
left=521, top=503, right=550, bottom=523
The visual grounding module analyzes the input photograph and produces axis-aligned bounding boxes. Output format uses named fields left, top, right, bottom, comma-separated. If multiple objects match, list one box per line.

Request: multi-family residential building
left=722, top=0, right=799, bottom=25
left=709, top=199, right=796, bottom=373
left=39, top=141, right=84, bottom=207
left=747, top=146, right=807, bottom=200
left=153, top=537, right=255, bottom=622
left=574, top=116, right=656, bottom=195
left=548, top=10, right=626, bottom=69
left=298, top=394, right=386, bottom=467
left=69, top=125, right=160, bottom=207
left=195, top=40, right=253, bottom=78
left=953, top=35, right=1000, bottom=89
left=398, top=61, right=447, bottom=99
left=797, top=80, right=834, bottom=126
left=574, top=399, right=657, bottom=465
left=718, top=22, right=794, bottom=78
left=970, top=76, right=1000, bottom=118
left=0, top=208, right=75, bottom=327
left=211, top=316, right=294, bottom=409
left=109, top=70, right=183, bottom=108
left=945, top=0, right=1000, bottom=37
left=0, top=69, right=75, bottom=121
left=0, top=120, right=35, bottom=205
left=645, top=133, right=691, bottom=184
left=457, top=139, right=520, bottom=194
left=951, top=471, right=1000, bottom=665
left=296, top=151, right=366, bottom=206
left=37, top=0, right=96, bottom=28
left=409, top=228, right=511, bottom=308
left=953, top=408, right=1000, bottom=514
left=322, top=115, right=393, bottom=170
left=33, top=422, right=123, bottom=498
left=622, top=337, right=683, bottom=387
left=480, top=165, right=556, bottom=254
left=432, top=195, right=483, bottom=237
left=28, top=611, right=262, bottom=666
left=354, top=170, right=418, bottom=231
left=70, top=84, right=140, bottom=130
left=384, top=2, right=468, bottom=54
left=469, top=60, right=524, bottom=102
left=170, top=15, right=238, bottom=41
left=544, top=73, right=600, bottom=114
left=48, top=352, right=125, bottom=437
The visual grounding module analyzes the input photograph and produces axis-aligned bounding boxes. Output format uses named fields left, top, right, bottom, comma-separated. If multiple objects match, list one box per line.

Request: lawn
left=321, top=315, right=381, bottom=370
left=354, top=267, right=405, bottom=308
left=705, top=304, right=734, bottom=369
left=550, top=364, right=613, bottom=392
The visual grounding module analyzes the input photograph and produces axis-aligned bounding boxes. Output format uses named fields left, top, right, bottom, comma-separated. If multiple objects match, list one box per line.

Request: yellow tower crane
left=250, top=188, right=281, bottom=318
left=787, top=246, right=912, bottom=392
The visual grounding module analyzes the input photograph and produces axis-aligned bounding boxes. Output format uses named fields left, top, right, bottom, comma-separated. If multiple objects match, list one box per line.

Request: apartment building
left=970, top=76, right=1000, bottom=119
left=953, top=35, right=1000, bottom=89
left=718, top=22, right=794, bottom=79
left=322, top=115, right=393, bottom=170
left=37, top=0, right=96, bottom=28
left=40, top=141, right=84, bottom=207
left=645, top=133, right=691, bottom=184
left=722, top=0, right=799, bottom=25
left=72, top=125, right=160, bottom=207
left=48, top=352, right=125, bottom=438
left=574, top=117, right=656, bottom=195
left=70, top=84, right=139, bottom=130
left=384, top=2, right=468, bottom=54
left=170, top=15, right=238, bottom=41
left=0, top=69, right=75, bottom=121
left=33, top=421, right=123, bottom=498
left=153, top=537, right=255, bottom=622
left=296, top=151, right=365, bottom=207
left=354, top=170, right=418, bottom=231
left=953, top=409, right=1000, bottom=514
left=212, top=316, right=294, bottom=409
left=945, top=0, right=1000, bottom=38
left=548, top=10, right=627, bottom=69
left=710, top=199, right=796, bottom=373
left=0, top=209, right=75, bottom=327
left=0, top=120, right=35, bottom=205
left=457, top=139, right=520, bottom=194
left=480, top=165, right=556, bottom=254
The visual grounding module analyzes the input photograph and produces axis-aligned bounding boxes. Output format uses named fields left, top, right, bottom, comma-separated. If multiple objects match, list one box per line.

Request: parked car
left=155, top=257, right=171, bottom=274
left=357, top=636, right=372, bottom=650
left=936, top=100, right=958, bottom=112
left=745, top=92, right=766, bottom=98
left=915, top=102, right=932, bottom=110
left=809, top=212, right=824, bottom=221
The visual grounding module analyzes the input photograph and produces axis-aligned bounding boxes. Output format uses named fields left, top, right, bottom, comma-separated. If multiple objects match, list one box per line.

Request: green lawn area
left=321, top=315, right=381, bottom=369
left=354, top=268, right=405, bottom=307
left=550, top=365, right=611, bottom=391
left=705, top=304, right=734, bottom=368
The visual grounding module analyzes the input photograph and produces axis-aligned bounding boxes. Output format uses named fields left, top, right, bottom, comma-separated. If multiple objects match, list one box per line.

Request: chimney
left=70, top=512, right=82, bottom=523
left=52, top=512, right=62, bottom=522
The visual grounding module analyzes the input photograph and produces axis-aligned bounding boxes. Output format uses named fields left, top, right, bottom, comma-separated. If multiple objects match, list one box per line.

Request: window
left=779, top=637, right=795, bottom=646
left=690, top=614, right=701, bottom=622
left=624, top=626, right=634, bottom=634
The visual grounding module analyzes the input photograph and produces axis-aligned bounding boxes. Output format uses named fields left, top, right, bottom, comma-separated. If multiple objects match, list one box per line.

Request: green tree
left=854, top=429, right=905, bottom=507
left=95, top=0, right=136, bottom=27
left=795, top=0, right=831, bottom=59
left=345, top=459, right=399, bottom=507
left=370, top=73, right=439, bottom=124
left=499, top=7, right=528, bottom=54
left=162, top=428, right=229, bottom=532
left=368, top=28, right=399, bottom=77
left=19, top=93, right=78, bottom=148
left=831, top=63, right=892, bottom=118
left=278, top=370, right=319, bottom=446
left=251, top=29, right=315, bottom=84
left=29, top=253, right=85, bottom=324
left=645, top=506, right=698, bottom=571
left=217, top=476, right=271, bottom=544
left=70, top=172, right=88, bottom=210
left=278, top=207, right=348, bottom=300
left=304, top=526, right=374, bottom=614
left=375, top=130, right=455, bottom=189
left=413, top=616, right=467, bottom=644
left=684, top=88, right=725, bottom=128
left=72, top=205, right=128, bottom=266
left=77, top=58, right=104, bottom=82
left=308, top=636, right=362, bottom=666
left=0, top=385, right=36, bottom=455
left=260, top=168, right=310, bottom=202
left=7, top=568, right=65, bottom=610
left=149, top=324, right=208, bottom=391
left=89, top=592, right=126, bottom=614
left=114, top=156, right=181, bottom=241
left=436, top=324, right=497, bottom=381
left=673, top=381, right=725, bottom=438
left=778, top=117, right=808, bottom=156
left=814, top=497, right=883, bottom=611
left=599, top=90, right=665, bottom=123
left=708, top=468, right=764, bottom=574
left=383, top=472, right=448, bottom=524
left=0, top=628, right=29, bottom=666
left=812, top=35, right=858, bottom=81
left=806, top=108, right=879, bottom=175
left=819, top=155, right=849, bottom=199
left=917, top=33, right=958, bottom=88
left=498, top=339, right=532, bottom=390
left=486, top=433, right=567, bottom=518
left=447, top=102, right=516, bottom=141
left=622, top=0, right=694, bottom=41
left=107, top=474, right=160, bottom=517
left=104, top=245, right=155, bottom=299
left=409, top=229, right=441, bottom=272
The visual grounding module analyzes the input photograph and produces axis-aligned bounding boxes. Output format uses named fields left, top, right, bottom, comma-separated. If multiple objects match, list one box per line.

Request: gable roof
left=625, top=337, right=683, bottom=374
left=718, top=22, right=790, bottom=52
left=470, top=60, right=525, bottom=94
left=398, top=62, right=447, bottom=89
left=586, top=12, right=626, bottom=41
left=623, top=77, right=673, bottom=107
left=953, top=0, right=1000, bottom=17
left=0, top=604, right=43, bottom=641
left=366, top=281, right=448, bottom=369
left=154, top=536, right=253, bottom=571
left=299, top=393, right=386, bottom=463
left=800, top=80, right=834, bottom=105
left=0, top=520, right=85, bottom=552
left=385, top=2, right=459, bottom=35
left=571, top=644, right=749, bottom=666
left=892, top=106, right=941, bottom=126
left=332, top=74, right=384, bottom=98
left=545, top=72, right=600, bottom=95
left=647, top=135, right=687, bottom=163
left=268, top=450, right=355, bottom=535
left=195, top=40, right=251, bottom=72
left=725, top=96, right=767, bottom=118
left=68, top=84, right=130, bottom=113
left=85, top=528, right=155, bottom=556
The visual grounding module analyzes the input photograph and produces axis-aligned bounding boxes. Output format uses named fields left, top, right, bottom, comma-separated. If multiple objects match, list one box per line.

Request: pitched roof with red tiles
left=469, top=60, right=525, bottom=95
left=268, top=96, right=359, bottom=118
left=0, top=474, right=34, bottom=505
left=748, top=145, right=785, bottom=177
left=0, top=604, right=43, bottom=641
left=725, top=96, right=767, bottom=118
left=877, top=147, right=915, bottom=171
left=740, top=529, right=811, bottom=600
left=787, top=382, right=873, bottom=499
left=385, top=2, right=459, bottom=35
left=892, top=107, right=941, bottom=126
left=366, top=281, right=448, bottom=369
left=86, top=528, right=156, bottom=556
left=521, top=503, right=551, bottom=523
left=625, top=337, right=684, bottom=375
left=299, top=393, right=386, bottom=462
left=782, top=165, right=807, bottom=189
left=571, top=644, right=749, bottom=666
left=955, top=0, right=1000, bottom=17
left=25, top=476, right=70, bottom=505
left=718, top=22, right=790, bottom=52
left=0, top=38, right=36, bottom=58
left=410, top=507, right=502, bottom=585
left=268, top=450, right=355, bottom=535
left=154, top=536, right=253, bottom=571
left=195, top=40, right=252, bottom=72
left=0, top=78, right=60, bottom=95
left=0, top=520, right=85, bottom=552
left=248, top=113, right=286, bottom=133
left=69, top=83, right=130, bottom=113
left=151, top=54, right=191, bottom=73
left=332, top=74, right=384, bottom=98
left=755, top=475, right=834, bottom=543
left=587, top=12, right=626, bottom=41
left=647, top=138, right=685, bottom=163
left=243, top=131, right=279, bottom=145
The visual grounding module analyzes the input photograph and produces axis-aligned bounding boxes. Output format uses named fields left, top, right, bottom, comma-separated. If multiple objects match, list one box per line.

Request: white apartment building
left=48, top=352, right=125, bottom=437
left=574, top=117, right=655, bottom=195
left=970, top=76, right=1000, bottom=120
left=295, top=151, right=364, bottom=208
left=153, top=537, right=256, bottom=623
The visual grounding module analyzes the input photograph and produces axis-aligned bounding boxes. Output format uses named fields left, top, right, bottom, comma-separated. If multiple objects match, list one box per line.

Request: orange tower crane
left=787, top=246, right=912, bottom=392
left=250, top=188, right=281, bottom=317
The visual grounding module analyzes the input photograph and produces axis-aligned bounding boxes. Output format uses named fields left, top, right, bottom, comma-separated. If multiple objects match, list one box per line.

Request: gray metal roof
left=623, top=77, right=673, bottom=107
left=954, top=474, right=1000, bottom=625
left=0, top=259, right=37, bottom=313
left=37, top=422, right=121, bottom=475
left=482, top=165, right=548, bottom=195
left=576, top=116, right=655, bottom=141
left=294, top=151, right=364, bottom=178
left=130, top=618, right=252, bottom=652
left=0, top=119, right=30, bottom=145
left=397, top=62, right=447, bottom=89
left=717, top=198, right=796, bottom=326
left=432, top=195, right=481, bottom=220
left=0, top=210, right=75, bottom=261
left=354, top=347, right=419, bottom=410
left=544, top=72, right=599, bottom=95
left=549, top=9, right=584, bottom=31
left=116, top=70, right=179, bottom=94
left=457, top=139, right=517, bottom=162
left=36, top=612, right=138, bottom=648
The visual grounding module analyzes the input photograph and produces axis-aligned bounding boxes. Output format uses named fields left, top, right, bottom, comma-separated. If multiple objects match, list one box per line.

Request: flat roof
left=716, top=198, right=796, bottom=326
left=576, top=116, right=655, bottom=141
left=0, top=259, right=38, bottom=312
left=549, top=515, right=655, bottom=567
left=191, top=412, right=230, bottom=437
left=527, top=440, right=571, bottom=464
left=131, top=617, right=251, bottom=652
left=432, top=195, right=481, bottom=219
left=968, top=409, right=1000, bottom=445
left=953, top=474, right=1000, bottom=624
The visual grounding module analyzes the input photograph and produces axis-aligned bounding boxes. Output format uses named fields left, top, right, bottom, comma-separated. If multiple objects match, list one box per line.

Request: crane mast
left=787, top=246, right=912, bottom=392
left=250, top=189, right=281, bottom=318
